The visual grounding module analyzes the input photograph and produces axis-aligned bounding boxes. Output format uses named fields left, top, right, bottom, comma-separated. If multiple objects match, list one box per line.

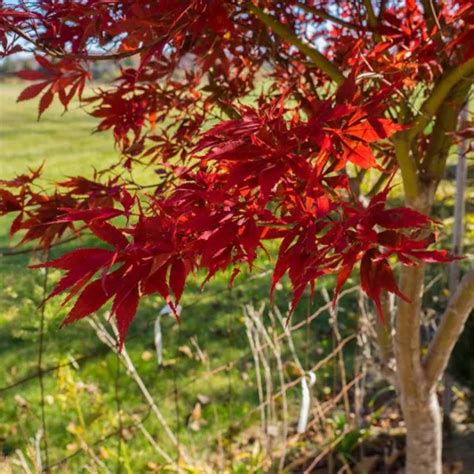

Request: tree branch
left=393, top=134, right=419, bottom=202
left=424, top=270, right=474, bottom=391
left=420, top=0, right=442, bottom=39
left=362, top=0, right=382, bottom=42
left=378, top=0, right=388, bottom=21
left=395, top=264, right=427, bottom=399
left=376, top=291, right=396, bottom=381
left=407, top=59, right=474, bottom=142
left=247, top=3, right=345, bottom=84
left=296, top=3, right=365, bottom=32
left=362, top=0, right=378, bottom=29
left=0, top=19, right=158, bottom=61
left=420, top=77, right=471, bottom=182
left=0, top=235, right=80, bottom=257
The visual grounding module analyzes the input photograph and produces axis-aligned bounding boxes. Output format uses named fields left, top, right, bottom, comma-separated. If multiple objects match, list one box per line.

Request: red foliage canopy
left=1, top=0, right=471, bottom=348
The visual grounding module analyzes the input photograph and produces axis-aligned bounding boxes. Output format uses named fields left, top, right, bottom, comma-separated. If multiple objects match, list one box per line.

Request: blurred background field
left=1, top=81, right=473, bottom=473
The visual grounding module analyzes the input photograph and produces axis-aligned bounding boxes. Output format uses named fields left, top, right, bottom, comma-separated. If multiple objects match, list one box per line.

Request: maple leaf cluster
left=1, top=0, right=471, bottom=347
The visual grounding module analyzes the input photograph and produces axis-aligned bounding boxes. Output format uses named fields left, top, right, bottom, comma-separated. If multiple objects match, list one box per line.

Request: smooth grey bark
left=395, top=261, right=442, bottom=474
left=402, top=392, right=442, bottom=474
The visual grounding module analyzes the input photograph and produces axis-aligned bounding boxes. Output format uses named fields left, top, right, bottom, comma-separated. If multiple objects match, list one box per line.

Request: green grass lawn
left=0, top=83, right=360, bottom=472
left=0, top=83, right=116, bottom=181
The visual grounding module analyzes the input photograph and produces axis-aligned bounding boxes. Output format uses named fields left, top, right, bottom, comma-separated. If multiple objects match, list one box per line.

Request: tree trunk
left=390, top=63, right=474, bottom=474
left=394, top=189, right=442, bottom=473
left=395, top=261, right=442, bottom=473
left=401, top=391, right=442, bottom=474
left=392, top=176, right=474, bottom=472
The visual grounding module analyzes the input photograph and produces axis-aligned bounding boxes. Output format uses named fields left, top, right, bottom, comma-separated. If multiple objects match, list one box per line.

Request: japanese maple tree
left=1, top=1, right=473, bottom=472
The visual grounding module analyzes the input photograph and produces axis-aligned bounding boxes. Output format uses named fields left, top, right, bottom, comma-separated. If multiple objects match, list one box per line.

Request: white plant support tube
left=155, top=304, right=182, bottom=366
left=297, top=371, right=316, bottom=434
left=154, top=315, right=163, bottom=365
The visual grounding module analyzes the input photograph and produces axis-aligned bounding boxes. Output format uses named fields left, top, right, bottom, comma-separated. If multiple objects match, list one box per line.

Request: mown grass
left=0, top=83, right=361, bottom=472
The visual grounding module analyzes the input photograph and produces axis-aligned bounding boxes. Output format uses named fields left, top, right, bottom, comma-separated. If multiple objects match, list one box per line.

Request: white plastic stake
left=154, top=315, right=163, bottom=365
left=297, top=371, right=316, bottom=434
left=155, top=304, right=182, bottom=366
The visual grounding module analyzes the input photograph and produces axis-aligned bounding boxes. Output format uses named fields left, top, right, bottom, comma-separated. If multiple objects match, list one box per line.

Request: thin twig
left=132, top=415, right=174, bottom=465
left=89, top=317, right=191, bottom=462
left=0, top=235, right=80, bottom=257
left=37, top=254, right=50, bottom=471
left=322, top=288, right=351, bottom=418
left=114, top=353, right=123, bottom=474
left=244, top=314, right=268, bottom=451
